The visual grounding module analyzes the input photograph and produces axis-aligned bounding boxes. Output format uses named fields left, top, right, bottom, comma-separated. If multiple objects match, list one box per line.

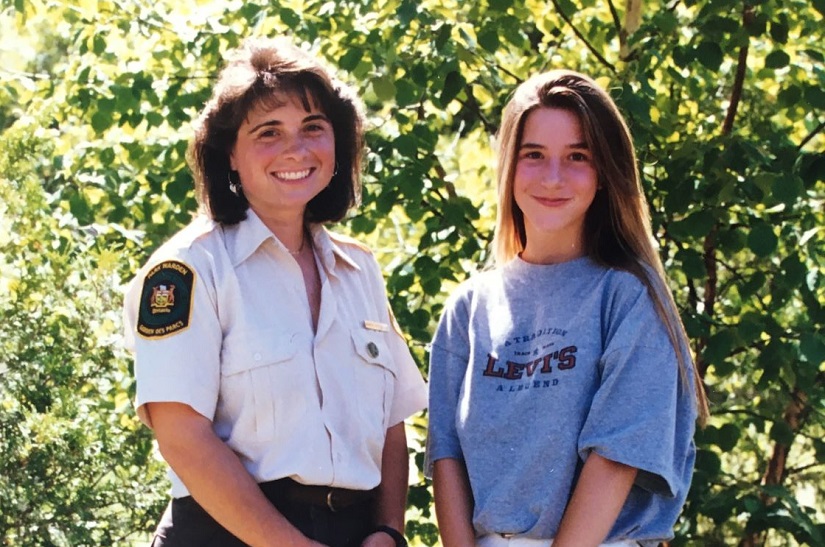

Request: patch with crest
left=136, top=260, right=195, bottom=339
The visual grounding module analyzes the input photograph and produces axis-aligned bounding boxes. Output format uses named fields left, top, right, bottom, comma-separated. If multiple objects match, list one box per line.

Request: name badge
left=363, top=320, right=389, bottom=332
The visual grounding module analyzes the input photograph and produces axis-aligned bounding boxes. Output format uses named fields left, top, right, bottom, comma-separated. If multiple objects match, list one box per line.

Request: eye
left=569, top=151, right=590, bottom=162
left=520, top=150, right=543, bottom=160
left=304, top=122, right=330, bottom=134
left=258, top=128, right=279, bottom=139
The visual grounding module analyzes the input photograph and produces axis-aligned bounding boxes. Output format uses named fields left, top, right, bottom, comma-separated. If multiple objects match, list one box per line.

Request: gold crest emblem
left=150, top=284, right=176, bottom=314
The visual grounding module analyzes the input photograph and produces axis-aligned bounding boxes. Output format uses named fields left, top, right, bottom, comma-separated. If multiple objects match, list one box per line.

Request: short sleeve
left=384, top=308, right=428, bottom=426
left=123, top=252, right=222, bottom=428
left=361, top=253, right=427, bottom=427
left=424, top=288, right=472, bottom=477
left=577, top=284, right=697, bottom=498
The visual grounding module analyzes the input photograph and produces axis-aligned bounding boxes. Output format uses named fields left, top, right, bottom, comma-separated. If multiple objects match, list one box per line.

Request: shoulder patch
left=136, top=260, right=195, bottom=339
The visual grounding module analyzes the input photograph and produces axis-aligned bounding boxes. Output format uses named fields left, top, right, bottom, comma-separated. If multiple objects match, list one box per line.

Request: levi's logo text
left=483, top=327, right=577, bottom=393
left=137, top=260, right=194, bottom=339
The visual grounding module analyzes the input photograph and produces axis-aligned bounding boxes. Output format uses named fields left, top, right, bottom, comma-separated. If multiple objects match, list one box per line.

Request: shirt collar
left=223, top=209, right=275, bottom=267
left=224, top=208, right=361, bottom=273
left=309, top=224, right=361, bottom=273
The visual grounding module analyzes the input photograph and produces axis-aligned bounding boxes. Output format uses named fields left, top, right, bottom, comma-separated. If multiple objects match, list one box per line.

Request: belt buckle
left=500, top=533, right=516, bottom=539
left=326, top=489, right=339, bottom=512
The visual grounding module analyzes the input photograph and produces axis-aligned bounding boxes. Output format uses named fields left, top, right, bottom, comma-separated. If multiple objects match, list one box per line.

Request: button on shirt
left=123, top=211, right=428, bottom=498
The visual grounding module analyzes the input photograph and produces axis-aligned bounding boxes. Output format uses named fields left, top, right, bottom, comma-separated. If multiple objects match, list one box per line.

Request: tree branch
left=695, top=223, right=718, bottom=378
left=797, top=119, right=825, bottom=152
left=741, top=375, right=816, bottom=547
left=619, top=0, right=643, bottom=60
left=550, top=0, right=618, bottom=74
left=722, top=6, right=752, bottom=136
left=785, top=461, right=825, bottom=475
left=713, top=407, right=774, bottom=422
left=457, top=84, right=498, bottom=134
left=606, top=0, right=622, bottom=36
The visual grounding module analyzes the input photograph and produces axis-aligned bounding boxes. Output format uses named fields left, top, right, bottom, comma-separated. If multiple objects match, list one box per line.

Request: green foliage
left=1, top=0, right=823, bottom=545
left=0, top=123, right=168, bottom=544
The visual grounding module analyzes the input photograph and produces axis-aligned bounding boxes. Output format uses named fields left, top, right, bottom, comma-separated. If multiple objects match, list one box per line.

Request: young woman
left=123, top=37, right=425, bottom=547
left=426, top=70, right=708, bottom=547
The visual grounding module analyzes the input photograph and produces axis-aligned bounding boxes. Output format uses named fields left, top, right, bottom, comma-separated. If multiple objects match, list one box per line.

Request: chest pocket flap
left=221, top=330, right=300, bottom=376
left=350, top=329, right=396, bottom=377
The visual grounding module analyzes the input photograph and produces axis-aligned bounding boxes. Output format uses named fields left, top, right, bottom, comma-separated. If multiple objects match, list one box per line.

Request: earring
left=228, top=170, right=242, bottom=196
left=332, top=162, right=339, bottom=177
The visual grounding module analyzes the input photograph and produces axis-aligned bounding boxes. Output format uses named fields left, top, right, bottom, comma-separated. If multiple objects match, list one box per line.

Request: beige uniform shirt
left=123, top=211, right=428, bottom=498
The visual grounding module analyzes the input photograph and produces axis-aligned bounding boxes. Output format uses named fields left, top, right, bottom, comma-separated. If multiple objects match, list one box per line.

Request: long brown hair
left=493, top=70, right=709, bottom=423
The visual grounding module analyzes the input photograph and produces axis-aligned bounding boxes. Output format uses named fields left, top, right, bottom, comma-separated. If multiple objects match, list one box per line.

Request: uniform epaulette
left=327, top=231, right=374, bottom=255
left=157, top=215, right=218, bottom=253
left=176, top=215, right=217, bottom=242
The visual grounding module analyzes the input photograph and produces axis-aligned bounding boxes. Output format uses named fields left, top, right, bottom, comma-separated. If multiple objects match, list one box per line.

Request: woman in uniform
left=123, top=37, right=426, bottom=547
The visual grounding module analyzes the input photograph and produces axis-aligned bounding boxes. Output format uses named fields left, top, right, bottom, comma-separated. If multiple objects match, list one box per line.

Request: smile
left=273, top=168, right=313, bottom=180
left=534, top=196, right=570, bottom=206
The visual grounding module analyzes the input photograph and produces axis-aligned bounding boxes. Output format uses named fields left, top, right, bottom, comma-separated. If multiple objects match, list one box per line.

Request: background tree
left=1, top=0, right=823, bottom=545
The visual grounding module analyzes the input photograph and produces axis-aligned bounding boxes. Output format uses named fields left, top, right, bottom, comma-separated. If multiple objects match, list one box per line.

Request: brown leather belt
left=261, top=478, right=377, bottom=512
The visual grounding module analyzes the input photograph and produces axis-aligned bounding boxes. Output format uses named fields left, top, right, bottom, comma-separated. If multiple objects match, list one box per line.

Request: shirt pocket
left=220, top=330, right=302, bottom=443
left=350, top=329, right=397, bottom=432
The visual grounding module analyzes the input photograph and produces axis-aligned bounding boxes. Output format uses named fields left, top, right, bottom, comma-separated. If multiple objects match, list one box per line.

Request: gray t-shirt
left=426, top=256, right=697, bottom=545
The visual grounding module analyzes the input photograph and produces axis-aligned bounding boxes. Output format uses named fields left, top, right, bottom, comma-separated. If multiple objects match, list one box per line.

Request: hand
left=360, top=531, right=397, bottom=547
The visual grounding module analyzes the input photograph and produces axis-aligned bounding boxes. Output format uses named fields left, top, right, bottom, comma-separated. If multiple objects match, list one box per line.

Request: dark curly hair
left=188, top=37, right=366, bottom=224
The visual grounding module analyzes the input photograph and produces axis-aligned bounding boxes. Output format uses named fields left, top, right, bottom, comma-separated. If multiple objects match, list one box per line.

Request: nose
left=282, top=133, right=309, bottom=159
left=541, top=159, right=562, bottom=185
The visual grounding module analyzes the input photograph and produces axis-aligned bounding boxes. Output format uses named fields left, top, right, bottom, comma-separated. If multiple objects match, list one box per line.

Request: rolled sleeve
left=577, top=290, right=689, bottom=498
left=425, top=291, right=472, bottom=477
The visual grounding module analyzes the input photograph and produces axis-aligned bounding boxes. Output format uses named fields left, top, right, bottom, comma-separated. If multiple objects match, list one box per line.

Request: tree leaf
left=489, top=0, right=513, bottom=10
left=694, top=448, right=722, bottom=476
left=799, top=333, right=825, bottom=366
left=682, top=210, right=716, bottom=238
left=372, top=75, right=397, bottom=102
left=394, top=79, right=418, bottom=107
left=769, top=421, right=794, bottom=446
left=478, top=26, right=500, bottom=53
left=772, top=174, right=803, bottom=205
left=777, top=84, right=802, bottom=107
left=780, top=254, right=807, bottom=286
left=747, top=221, right=778, bottom=257
left=770, top=21, right=789, bottom=44
left=704, top=328, right=737, bottom=369
left=695, top=41, right=724, bottom=71
left=804, top=84, right=825, bottom=109
left=717, top=423, right=740, bottom=452
left=718, top=226, right=746, bottom=252
left=676, top=248, right=706, bottom=279
left=90, top=111, right=112, bottom=134
left=280, top=7, right=301, bottom=28
left=737, top=312, right=764, bottom=345
left=765, top=50, right=790, bottom=69
left=338, top=48, right=363, bottom=71
left=438, top=70, right=465, bottom=106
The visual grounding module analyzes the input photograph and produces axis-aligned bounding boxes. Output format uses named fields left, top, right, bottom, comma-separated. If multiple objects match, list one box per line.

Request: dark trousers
left=150, top=480, right=374, bottom=547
